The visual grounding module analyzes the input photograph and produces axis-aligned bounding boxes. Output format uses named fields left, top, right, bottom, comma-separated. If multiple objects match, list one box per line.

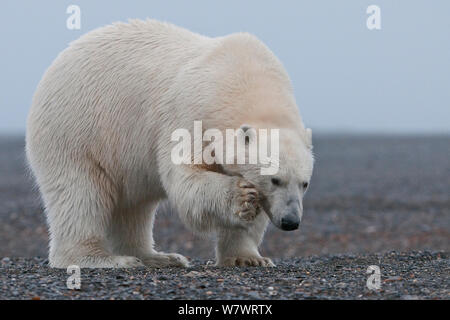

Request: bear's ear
left=305, top=128, right=313, bottom=149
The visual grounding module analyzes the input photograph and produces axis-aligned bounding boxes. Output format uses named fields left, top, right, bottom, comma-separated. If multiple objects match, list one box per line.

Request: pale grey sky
left=1, top=0, right=449, bottom=134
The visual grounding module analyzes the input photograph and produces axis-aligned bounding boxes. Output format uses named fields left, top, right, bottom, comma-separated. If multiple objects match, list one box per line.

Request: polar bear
left=26, top=20, right=314, bottom=268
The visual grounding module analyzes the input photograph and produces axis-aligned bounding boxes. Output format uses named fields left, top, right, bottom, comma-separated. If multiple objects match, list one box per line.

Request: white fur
left=26, top=19, right=313, bottom=268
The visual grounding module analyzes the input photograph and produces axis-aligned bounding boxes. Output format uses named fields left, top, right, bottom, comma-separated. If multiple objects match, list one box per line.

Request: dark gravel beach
left=1, top=251, right=448, bottom=300
left=0, top=135, right=449, bottom=299
left=0, top=252, right=450, bottom=300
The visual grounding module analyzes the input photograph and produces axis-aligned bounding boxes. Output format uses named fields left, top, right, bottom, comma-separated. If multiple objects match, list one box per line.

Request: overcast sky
left=1, top=1, right=449, bottom=134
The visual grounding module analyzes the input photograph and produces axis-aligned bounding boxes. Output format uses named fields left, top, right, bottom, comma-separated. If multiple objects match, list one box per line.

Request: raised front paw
left=233, top=179, right=260, bottom=222
left=219, top=256, right=275, bottom=267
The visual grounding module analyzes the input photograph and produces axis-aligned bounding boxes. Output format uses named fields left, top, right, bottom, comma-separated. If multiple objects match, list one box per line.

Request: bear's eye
left=271, top=178, right=281, bottom=186
left=302, top=182, right=309, bottom=189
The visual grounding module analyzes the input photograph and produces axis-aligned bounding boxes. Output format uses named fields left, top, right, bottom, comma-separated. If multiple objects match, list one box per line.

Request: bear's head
left=222, top=125, right=314, bottom=231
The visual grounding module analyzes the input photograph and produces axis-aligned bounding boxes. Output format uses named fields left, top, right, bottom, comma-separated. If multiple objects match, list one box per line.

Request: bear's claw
left=220, top=256, right=275, bottom=267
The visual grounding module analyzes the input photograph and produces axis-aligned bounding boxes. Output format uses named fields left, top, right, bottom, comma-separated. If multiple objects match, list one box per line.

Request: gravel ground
left=1, top=251, right=448, bottom=299
left=0, top=134, right=449, bottom=299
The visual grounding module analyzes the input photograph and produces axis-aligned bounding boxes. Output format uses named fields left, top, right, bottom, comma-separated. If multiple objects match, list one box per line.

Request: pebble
left=401, top=295, right=421, bottom=300
left=1, top=257, right=11, bottom=264
left=385, top=276, right=403, bottom=282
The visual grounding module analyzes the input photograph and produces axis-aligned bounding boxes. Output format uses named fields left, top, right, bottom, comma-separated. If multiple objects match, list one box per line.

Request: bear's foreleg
left=162, top=165, right=259, bottom=232
left=215, top=212, right=274, bottom=267
left=161, top=163, right=274, bottom=266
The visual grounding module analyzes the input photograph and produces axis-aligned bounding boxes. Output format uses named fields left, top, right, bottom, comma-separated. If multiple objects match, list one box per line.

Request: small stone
left=302, top=282, right=312, bottom=287
left=248, top=291, right=260, bottom=299
left=401, top=295, right=420, bottom=300
left=364, top=226, right=377, bottom=233
left=1, top=257, right=11, bottom=263
left=384, top=276, right=402, bottom=282
left=185, top=271, right=201, bottom=277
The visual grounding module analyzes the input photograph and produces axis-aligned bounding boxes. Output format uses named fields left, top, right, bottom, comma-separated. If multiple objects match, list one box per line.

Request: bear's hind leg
left=109, top=202, right=189, bottom=268
left=43, top=163, right=143, bottom=268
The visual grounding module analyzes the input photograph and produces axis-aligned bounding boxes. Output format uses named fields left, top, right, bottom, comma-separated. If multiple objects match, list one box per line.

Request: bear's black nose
left=280, top=213, right=300, bottom=231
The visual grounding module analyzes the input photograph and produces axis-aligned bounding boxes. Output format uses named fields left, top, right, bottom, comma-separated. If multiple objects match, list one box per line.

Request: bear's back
left=27, top=20, right=214, bottom=155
